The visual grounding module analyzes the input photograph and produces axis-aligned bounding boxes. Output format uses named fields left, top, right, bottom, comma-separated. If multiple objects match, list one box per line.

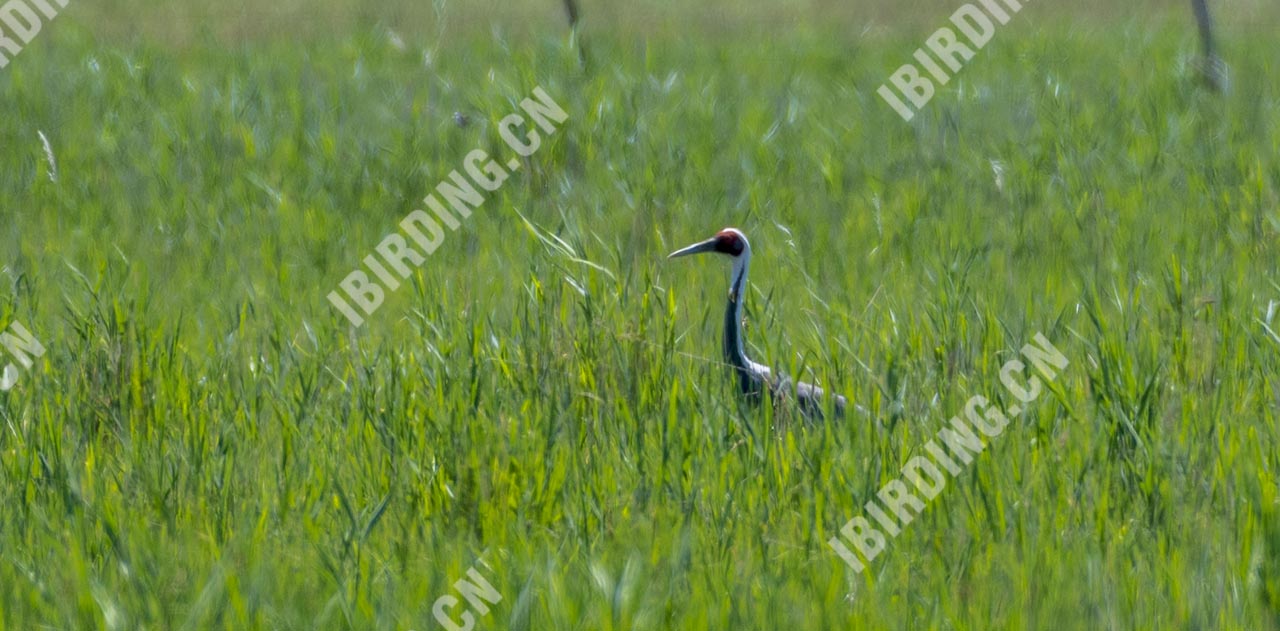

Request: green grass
left=2, top=2, right=1279, bottom=629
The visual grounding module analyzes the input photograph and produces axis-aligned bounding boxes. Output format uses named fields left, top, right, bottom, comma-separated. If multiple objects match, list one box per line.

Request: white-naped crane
left=668, top=228, right=847, bottom=420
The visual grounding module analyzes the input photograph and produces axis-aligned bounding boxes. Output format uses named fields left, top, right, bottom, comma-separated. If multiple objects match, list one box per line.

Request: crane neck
left=722, top=254, right=751, bottom=371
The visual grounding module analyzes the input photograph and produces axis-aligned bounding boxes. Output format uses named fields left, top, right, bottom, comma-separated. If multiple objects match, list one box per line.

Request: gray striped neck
left=722, top=258, right=751, bottom=373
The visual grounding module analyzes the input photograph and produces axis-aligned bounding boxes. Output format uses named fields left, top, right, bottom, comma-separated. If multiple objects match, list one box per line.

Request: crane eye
left=715, top=232, right=745, bottom=256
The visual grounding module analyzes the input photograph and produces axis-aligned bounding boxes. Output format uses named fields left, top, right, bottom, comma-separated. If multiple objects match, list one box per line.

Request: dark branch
left=563, top=0, right=580, bottom=29
left=561, top=0, right=588, bottom=68
left=1191, top=0, right=1216, bottom=60
left=1191, top=0, right=1228, bottom=92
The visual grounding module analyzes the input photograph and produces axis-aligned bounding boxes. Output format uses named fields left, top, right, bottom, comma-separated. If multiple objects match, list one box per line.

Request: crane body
left=669, top=228, right=847, bottom=420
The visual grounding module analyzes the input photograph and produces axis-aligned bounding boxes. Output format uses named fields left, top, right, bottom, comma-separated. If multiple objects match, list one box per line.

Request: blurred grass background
left=70, top=0, right=1280, bottom=44
left=2, top=0, right=1279, bottom=629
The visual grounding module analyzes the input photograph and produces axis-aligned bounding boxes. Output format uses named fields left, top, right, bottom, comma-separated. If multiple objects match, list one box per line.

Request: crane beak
left=667, top=238, right=718, bottom=259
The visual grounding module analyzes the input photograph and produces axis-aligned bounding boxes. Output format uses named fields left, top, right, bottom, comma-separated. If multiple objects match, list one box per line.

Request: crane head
left=667, top=228, right=750, bottom=260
